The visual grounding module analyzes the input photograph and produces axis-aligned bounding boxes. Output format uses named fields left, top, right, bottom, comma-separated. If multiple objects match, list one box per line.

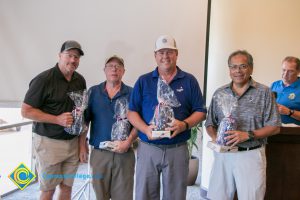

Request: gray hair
left=228, top=50, right=254, bottom=67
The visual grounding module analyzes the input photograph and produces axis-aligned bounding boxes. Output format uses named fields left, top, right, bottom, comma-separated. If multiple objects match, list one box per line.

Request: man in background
left=21, top=40, right=86, bottom=200
left=271, top=56, right=300, bottom=125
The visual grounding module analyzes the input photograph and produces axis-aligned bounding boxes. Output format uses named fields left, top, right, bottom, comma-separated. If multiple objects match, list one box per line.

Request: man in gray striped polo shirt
left=205, top=50, right=281, bottom=200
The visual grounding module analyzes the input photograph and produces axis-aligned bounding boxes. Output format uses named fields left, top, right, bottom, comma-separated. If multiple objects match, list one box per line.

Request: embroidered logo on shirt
left=288, top=93, right=295, bottom=100
left=176, top=86, right=184, bottom=92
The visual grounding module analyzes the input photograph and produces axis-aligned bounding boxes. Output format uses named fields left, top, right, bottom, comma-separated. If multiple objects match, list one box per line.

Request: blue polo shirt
left=129, top=66, right=206, bottom=145
left=85, top=82, right=132, bottom=148
left=271, top=78, right=300, bottom=125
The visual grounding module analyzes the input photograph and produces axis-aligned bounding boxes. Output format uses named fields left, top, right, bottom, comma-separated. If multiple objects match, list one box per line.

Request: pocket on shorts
left=33, top=134, right=43, bottom=153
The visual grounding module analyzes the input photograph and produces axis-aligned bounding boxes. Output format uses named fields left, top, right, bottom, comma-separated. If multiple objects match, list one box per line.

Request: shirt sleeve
left=263, top=88, right=281, bottom=126
left=205, top=91, right=219, bottom=128
left=129, top=78, right=142, bottom=113
left=190, top=75, right=207, bottom=113
left=23, top=74, right=47, bottom=108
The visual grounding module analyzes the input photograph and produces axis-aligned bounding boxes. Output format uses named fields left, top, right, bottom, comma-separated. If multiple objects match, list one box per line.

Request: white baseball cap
left=154, top=35, right=177, bottom=52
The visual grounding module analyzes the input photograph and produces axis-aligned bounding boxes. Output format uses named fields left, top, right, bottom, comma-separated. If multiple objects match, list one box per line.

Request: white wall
left=201, top=0, right=300, bottom=195
left=0, top=0, right=208, bottom=102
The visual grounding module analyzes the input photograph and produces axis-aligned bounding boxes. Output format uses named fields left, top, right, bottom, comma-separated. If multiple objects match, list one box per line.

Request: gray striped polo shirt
left=205, top=78, right=281, bottom=148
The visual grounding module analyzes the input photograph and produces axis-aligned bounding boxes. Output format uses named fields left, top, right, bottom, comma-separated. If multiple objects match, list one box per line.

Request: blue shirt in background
left=271, top=78, right=300, bottom=125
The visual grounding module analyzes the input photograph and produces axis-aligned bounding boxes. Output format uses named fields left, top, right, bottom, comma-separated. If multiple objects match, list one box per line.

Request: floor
left=2, top=132, right=206, bottom=200
left=2, top=162, right=204, bottom=200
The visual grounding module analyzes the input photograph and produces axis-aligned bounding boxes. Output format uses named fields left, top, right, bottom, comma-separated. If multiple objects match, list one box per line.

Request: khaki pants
left=33, top=133, right=79, bottom=191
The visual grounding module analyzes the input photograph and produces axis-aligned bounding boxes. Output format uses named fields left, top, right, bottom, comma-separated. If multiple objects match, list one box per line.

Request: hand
left=56, top=112, right=73, bottom=127
left=145, top=124, right=160, bottom=140
left=277, top=104, right=290, bottom=115
left=225, top=130, right=249, bottom=147
left=166, top=119, right=186, bottom=139
left=79, top=139, right=89, bottom=163
left=111, top=140, right=130, bottom=153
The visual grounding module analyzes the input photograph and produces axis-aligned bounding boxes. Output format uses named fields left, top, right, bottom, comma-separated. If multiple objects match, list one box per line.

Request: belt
left=238, top=145, right=263, bottom=151
left=140, top=140, right=186, bottom=149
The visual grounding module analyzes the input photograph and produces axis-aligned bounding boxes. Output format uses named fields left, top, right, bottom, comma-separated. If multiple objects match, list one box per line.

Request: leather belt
left=238, top=145, right=263, bottom=151
left=140, top=140, right=186, bottom=149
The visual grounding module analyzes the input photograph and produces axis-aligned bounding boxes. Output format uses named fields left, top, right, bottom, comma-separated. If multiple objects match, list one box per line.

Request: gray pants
left=135, top=141, right=189, bottom=200
left=90, top=148, right=135, bottom=200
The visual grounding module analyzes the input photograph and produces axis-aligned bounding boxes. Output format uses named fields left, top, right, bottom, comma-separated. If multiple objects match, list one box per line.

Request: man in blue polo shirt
left=271, top=56, right=300, bottom=125
left=128, top=35, right=207, bottom=200
left=79, top=55, right=137, bottom=200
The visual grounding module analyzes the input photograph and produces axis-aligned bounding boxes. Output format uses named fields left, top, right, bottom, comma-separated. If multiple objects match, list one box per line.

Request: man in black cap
left=21, top=40, right=86, bottom=200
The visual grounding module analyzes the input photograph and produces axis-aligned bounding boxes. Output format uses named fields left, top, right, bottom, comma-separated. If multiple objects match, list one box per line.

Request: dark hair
left=282, top=56, right=300, bottom=70
left=228, top=50, right=253, bottom=67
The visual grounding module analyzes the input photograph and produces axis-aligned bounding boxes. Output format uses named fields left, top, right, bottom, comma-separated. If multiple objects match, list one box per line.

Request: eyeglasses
left=105, top=64, right=124, bottom=70
left=229, top=64, right=249, bottom=71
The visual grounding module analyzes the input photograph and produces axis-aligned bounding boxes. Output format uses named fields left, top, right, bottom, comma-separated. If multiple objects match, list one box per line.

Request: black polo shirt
left=24, top=64, right=86, bottom=140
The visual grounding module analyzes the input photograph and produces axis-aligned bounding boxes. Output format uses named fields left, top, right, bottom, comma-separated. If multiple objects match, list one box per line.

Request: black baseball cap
left=60, top=40, right=84, bottom=56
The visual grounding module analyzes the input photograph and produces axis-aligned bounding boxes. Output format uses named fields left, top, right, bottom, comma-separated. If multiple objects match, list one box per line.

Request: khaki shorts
left=33, top=133, right=79, bottom=191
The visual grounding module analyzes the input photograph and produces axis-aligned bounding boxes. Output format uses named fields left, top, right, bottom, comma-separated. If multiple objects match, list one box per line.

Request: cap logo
left=162, top=38, right=167, bottom=43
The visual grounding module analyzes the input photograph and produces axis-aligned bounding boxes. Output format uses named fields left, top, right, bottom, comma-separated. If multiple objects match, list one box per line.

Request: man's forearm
left=21, top=103, right=58, bottom=124
left=128, top=111, right=149, bottom=134
left=206, top=125, right=217, bottom=141
left=252, top=126, right=280, bottom=139
left=127, top=128, right=138, bottom=143
left=184, top=111, right=206, bottom=128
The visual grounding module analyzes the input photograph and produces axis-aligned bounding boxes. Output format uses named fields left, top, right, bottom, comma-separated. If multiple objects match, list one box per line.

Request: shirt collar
left=54, top=63, right=79, bottom=81
left=152, top=66, right=185, bottom=80
left=224, top=77, right=257, bottom=92
left=280, top=77, right=300, bottom=88
left=100, top=81, right=129, bottom=97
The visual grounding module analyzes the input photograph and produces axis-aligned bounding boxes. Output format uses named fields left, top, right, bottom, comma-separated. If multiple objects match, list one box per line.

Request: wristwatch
left=288, top=109, right=294, bottom=117
left=183, top=120, right=189, bottom=130
left=247, top=131, right=255, bottom=141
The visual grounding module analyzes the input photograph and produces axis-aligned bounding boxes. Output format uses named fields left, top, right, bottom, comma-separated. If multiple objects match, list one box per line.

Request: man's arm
left=79, top=125, right=89, bottom=163
left=127, top=110, right=155, bottom=140
left=206, top=125, right=218, bottom=141
left=277, top=104, right=300, bottom=121
left=226, top=126, right=280, bottom=146
left=21, top=102, right=73, bottom=127
left=169, top=111, right=206, bottom=138
left=112, top=128, right=138, bottom=153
